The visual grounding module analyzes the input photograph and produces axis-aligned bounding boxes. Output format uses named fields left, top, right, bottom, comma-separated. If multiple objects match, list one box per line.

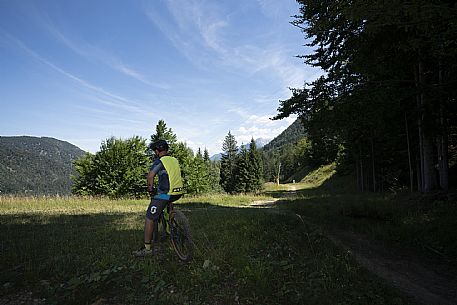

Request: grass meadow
left=0, top=192, right=416, bottom=305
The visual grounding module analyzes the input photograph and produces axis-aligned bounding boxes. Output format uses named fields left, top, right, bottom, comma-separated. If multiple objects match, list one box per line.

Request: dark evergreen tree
left=196, top=148, right=203, bottom=159
left=220, top=131, right=238, bottom=193
left=208, top=160, right=222, bottom=193
left=149, top=120, right=178, bottom=155
left=234, top=145, right=250, bottom=193
left=203, top=148, right=210, bottom=162
left=189, top=148, right=210, bottom=194
left=247, top=138, right=263, bottom=191
left=203, top=148, right=222, bottom=193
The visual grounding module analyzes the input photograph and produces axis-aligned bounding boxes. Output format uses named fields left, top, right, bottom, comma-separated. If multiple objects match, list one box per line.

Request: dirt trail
left=250, top=189, right=457, bottom=305
left=249, top=198, right=280, bottom=208
left=285, top=184, right=298, bottom=197
left=326, top=230, right=457, bottom=305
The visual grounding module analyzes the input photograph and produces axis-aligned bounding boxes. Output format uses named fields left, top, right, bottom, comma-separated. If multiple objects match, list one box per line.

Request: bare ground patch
left=249, top=198, right=280, bottom=208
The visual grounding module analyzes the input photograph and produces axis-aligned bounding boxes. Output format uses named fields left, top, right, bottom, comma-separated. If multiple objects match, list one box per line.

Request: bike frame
left=153, top=201, right=193, bottom=261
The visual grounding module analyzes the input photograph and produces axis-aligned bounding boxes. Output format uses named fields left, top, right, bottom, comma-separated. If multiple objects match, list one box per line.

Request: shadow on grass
left=0, top=209, right=214, bottom=304
left=264, top=175, right=457, bottom=267
left=0, top=203, right=272, bottom=284
left=0, top=204, right=288, bottom=304
left=1, top=198, right=422, bottom=305
left=0, top=212, right=142, bottom=279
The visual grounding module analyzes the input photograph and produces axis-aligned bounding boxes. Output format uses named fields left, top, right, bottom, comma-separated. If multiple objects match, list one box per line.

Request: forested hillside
left=262, top=119, right=306, bottom=152
left=261, top=119, right=310, bottom=183
left=0, top=136, right=85, bottom=195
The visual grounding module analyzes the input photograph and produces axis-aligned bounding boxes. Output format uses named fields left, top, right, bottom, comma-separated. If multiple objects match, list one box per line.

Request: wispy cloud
left=44, top=24, right=170, bottom=89
left=255, top=0, right=285, bottom=20
left=164, top=0, right=228, bottom=53
left=144, top=0, right=227, bottom=68
left=112, top=61, right=171, bottom=89
left=3, top=31, right=147, bottom=114
left=145, top=0, right=316, bottom=96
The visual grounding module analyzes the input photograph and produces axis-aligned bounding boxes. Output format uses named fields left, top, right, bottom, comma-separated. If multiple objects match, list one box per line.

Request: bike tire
left=170, top=210, right=193, bottom=262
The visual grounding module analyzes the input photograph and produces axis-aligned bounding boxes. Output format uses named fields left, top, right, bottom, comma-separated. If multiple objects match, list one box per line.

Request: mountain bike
left=153, top=201, right=193, bottom=262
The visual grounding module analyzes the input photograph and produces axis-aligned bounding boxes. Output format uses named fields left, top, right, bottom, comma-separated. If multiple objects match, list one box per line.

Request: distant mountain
left=210, top=153, right=222, bottom=161
left=240, top=138, right=269, bottom=150
left=210, top=138, right=268, bottom=161
left=262, top=119, right=306, bottom=152
left=0, top=136, right=85, bottom=195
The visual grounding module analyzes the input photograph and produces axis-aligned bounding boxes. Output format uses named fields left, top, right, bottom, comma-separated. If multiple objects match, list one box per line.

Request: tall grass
left=0, top=194, right=413, bottom=304
left=0, top=195, right=144, bottom=215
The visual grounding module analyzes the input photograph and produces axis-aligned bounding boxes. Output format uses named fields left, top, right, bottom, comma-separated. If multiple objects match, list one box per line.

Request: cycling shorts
left=145, top=195, right=182, bottom=221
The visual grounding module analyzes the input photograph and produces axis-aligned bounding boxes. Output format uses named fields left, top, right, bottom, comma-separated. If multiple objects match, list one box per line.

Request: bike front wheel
left=169, top=210, right=193, bottom=262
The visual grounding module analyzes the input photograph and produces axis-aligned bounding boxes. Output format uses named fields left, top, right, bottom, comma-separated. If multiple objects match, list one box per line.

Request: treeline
left=219, top=132, right=263, bottom=193
left=72, top=120, right=222, bottom=198
left=72, top=121, right=268, bottom=198
left=275, top=0, right=457, bottom=193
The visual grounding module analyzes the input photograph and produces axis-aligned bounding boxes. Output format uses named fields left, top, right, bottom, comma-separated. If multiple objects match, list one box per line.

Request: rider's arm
left=147, top=161, right=164, bottom=193
left=147, top=170, right=156, bottom=193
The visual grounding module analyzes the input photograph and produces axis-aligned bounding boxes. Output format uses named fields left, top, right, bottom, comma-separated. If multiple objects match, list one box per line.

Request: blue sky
left=0, top=0, right=319, bottom=155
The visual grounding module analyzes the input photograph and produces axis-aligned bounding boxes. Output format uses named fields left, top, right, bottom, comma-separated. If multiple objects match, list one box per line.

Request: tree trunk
left=371, top=136, right=376, bottom=192
left=356, top=153, right=361, bottom=191
left=405, top=112, right=414, bottom=192
left=438, top=112, right=449, bottom=191
left=422, top=135, right=436, bottom=192
left=276, top=162, right=281, bottom=185
left=360, top=148, right=364, bottom=192
left=415, top=61, right=425, bottom=192
left=416, top=153, right=422, bottom=192
left=438, top=60, right=449, bottom=191
left=416, top=59, right=437, bottom=192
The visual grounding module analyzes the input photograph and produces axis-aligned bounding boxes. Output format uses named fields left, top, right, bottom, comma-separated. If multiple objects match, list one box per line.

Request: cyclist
left=133, top=139, right=184, bottom=257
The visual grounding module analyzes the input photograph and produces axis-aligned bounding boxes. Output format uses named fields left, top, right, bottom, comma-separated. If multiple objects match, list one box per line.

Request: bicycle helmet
left=150, top=139, right=169, bottom=152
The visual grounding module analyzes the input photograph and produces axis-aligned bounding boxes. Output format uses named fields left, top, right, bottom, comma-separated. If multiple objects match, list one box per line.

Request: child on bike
left=133, top=140, right=183, bottom=257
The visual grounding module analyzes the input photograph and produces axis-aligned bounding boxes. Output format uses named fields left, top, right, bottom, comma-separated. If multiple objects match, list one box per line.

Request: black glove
left=148, top=187, right=157, bottom=197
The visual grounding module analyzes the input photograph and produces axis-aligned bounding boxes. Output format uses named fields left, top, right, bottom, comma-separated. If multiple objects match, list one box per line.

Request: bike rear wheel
left=170, top=210, right=193, bottom=262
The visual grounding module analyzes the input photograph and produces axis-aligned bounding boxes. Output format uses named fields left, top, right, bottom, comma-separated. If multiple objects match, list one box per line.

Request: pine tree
left=203, top=148, right=210, bottom=162
left=208, top=160, right=222, bottom=193
left=247, top=138, right=263, bottom=192
left=196, top=148, right=203, bottom=159
left=203, top=148, right=222, bottom=192
left=220, top=131, right=238, bottom=193
left=234, top=146, right=250, bottom=193
left=186, top=150, right=210, bottom=194
left=150, top=120, right=178, bottom=154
